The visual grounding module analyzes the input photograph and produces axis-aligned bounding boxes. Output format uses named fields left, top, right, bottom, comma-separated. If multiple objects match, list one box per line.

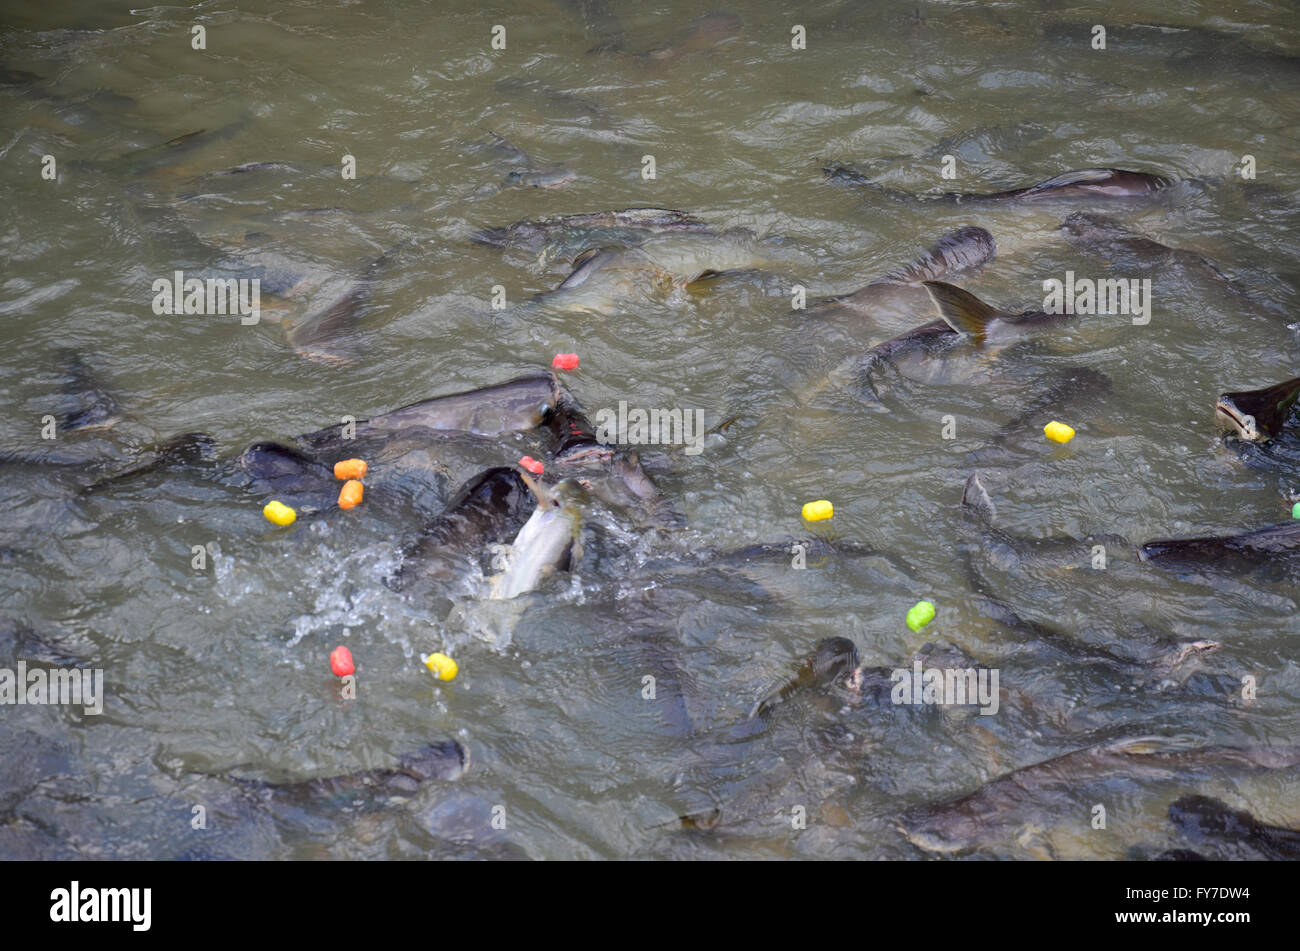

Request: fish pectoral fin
left=1025, top=168, right=1118, bottom=192
left=923, top=281, right=1009, bottom=344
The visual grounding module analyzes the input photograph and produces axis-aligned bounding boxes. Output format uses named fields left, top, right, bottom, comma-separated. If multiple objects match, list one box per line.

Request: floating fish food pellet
left=519, top=456, right=544, bottom=475
left=330, top=645, right=354, bottom=677
left=333, top=458, right=367, bottom=480
left=422, top=652, right=459, bottom=681
left=906, top=601, right=936, bottom=632
left=338, top=479, right=364, bottom=510
left=802, top=499, right=834, bottom=521
left=263, top=500, right=297, bottom=526
left=1292, top=502, right=1300, bottom=520
left=552, top=353, right=580, bottom=371
left=1044, top=421, right=1076, bottom=444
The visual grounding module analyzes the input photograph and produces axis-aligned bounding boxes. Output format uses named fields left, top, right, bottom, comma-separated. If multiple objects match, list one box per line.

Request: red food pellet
left=518, top=456, right=544, bottom=475
left=552, top=353, right=580, bottom=371
left=330, top=645, right=354, bottom=677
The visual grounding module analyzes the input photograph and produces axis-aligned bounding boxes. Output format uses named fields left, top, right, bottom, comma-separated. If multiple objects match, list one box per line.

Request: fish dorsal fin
left=923, top=281, right=1011, bottom=343
left=876, top=226, right=997, bottom=285
left=1024, top=168, right=1118, bottom=193
left=961, top=472, right=997, bottom=524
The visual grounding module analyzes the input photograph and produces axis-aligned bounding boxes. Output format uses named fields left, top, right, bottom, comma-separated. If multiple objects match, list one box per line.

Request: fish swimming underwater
left=900, top=736, right=1300, bottom=856
left=220, top=740, right=469, bottom=810
left=1167, top=795, right=1300, bottom=860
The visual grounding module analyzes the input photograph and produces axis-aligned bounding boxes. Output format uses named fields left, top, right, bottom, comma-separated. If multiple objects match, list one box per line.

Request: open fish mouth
left=1214, top=398, right=1259, bottom=440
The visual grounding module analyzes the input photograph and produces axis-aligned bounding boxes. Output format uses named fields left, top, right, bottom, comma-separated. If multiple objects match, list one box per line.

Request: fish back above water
left=828, top=165, right=1172, bottom=206
left=471, top=208, right=713, bottom=253
left=872, top=226, right=998, bottom=285
left=298, top=373, right=559, bottom=450
left=1140, top=520, right=1300, bottom=571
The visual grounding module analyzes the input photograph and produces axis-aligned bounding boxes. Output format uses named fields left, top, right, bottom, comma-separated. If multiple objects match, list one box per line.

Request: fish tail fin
left=923, top=281, right=1010, bottom=343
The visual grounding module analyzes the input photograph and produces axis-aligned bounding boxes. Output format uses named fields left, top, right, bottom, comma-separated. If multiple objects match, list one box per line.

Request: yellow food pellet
left=1044, top=421, right=1076, bottom=444
left=802, top=499, right=834, bottom=521
left=422, top=652, right=458, bottom=681
left=263, top=500, right=297, bottom=526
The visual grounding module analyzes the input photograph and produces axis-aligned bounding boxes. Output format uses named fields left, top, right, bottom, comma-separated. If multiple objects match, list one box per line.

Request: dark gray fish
left=1043, top=21, right=1300, bottom=85
left=807, top=226, right=997, bottom=324
left=958, top=475, right=1220, bottom=684
left=554, top=0, right=624, bottom=51
left=960, top=472, right=1129, bottom=574
left=964, top=365, right=1113, bottom=466
left=54, top=350, right=118, bottom=432
left=827, top=166, right=1172, bottom=205
left=1140, top=521, right=1300, bottom=574
left=83, top=432, right=220, bottom=493
left=643, top=11, right=743, bottom=64
left=1168, top=795, right=1300, bottom=860
left=0, top=617, right=87, bottom=666
left=88, top=117, right=252, bottom=176
left=471, top=208, right=713, bottom=253
left=0, top=65, right=129, bottom=137
left=845, top=276, right=1075, bottom=401
left=224, top=741, right=468, bottom=810
left=281, top=241, right=409, bottom=365
left=473, top=131, right=576, bottom=193
left=236, top=441, right=337, bottom=503
left=901, top=737, right=1300, bottom=855
left=494, top=76, right=611, bottom=120
left=1215, top=376, right=1300, bottom=442
left=1060, top=212, right=1241, bottom=287
left=749, top=637, right=860, bottom=719
left=388, top=467, right=532, bottom=592
left=298, top=372, right=561, bottom=452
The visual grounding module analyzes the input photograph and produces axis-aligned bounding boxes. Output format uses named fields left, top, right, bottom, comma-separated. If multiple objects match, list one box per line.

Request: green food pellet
left=1292, top=502, right=1300, bottom=520
left=906, top=601, right=936, bottom=632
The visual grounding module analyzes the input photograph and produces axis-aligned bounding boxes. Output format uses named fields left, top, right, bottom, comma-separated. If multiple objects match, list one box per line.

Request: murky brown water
left=1, top=0, right=1299, bottom=859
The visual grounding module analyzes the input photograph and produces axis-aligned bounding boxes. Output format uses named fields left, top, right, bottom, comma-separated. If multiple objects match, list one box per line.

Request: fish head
left=398, top=740, right=470, bottom=782
left=1215, top=393, right=1264, bottom=440
left=1215, top=377, right=1300, bottom=441
left=519, top=470, right=588, bottom=513
left=812, top=637, right=861, bottom=686
left=505, top=165, right=576, bottom=188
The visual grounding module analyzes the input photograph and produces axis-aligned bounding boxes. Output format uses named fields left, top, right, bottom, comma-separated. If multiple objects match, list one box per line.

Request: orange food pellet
left=333, top=458, right=368, bottom=480
left=518, top=456, right=544, bottom=475
left=552, top=353, right=580, bottom=371
left=338, top=479, right=364, bottom=510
